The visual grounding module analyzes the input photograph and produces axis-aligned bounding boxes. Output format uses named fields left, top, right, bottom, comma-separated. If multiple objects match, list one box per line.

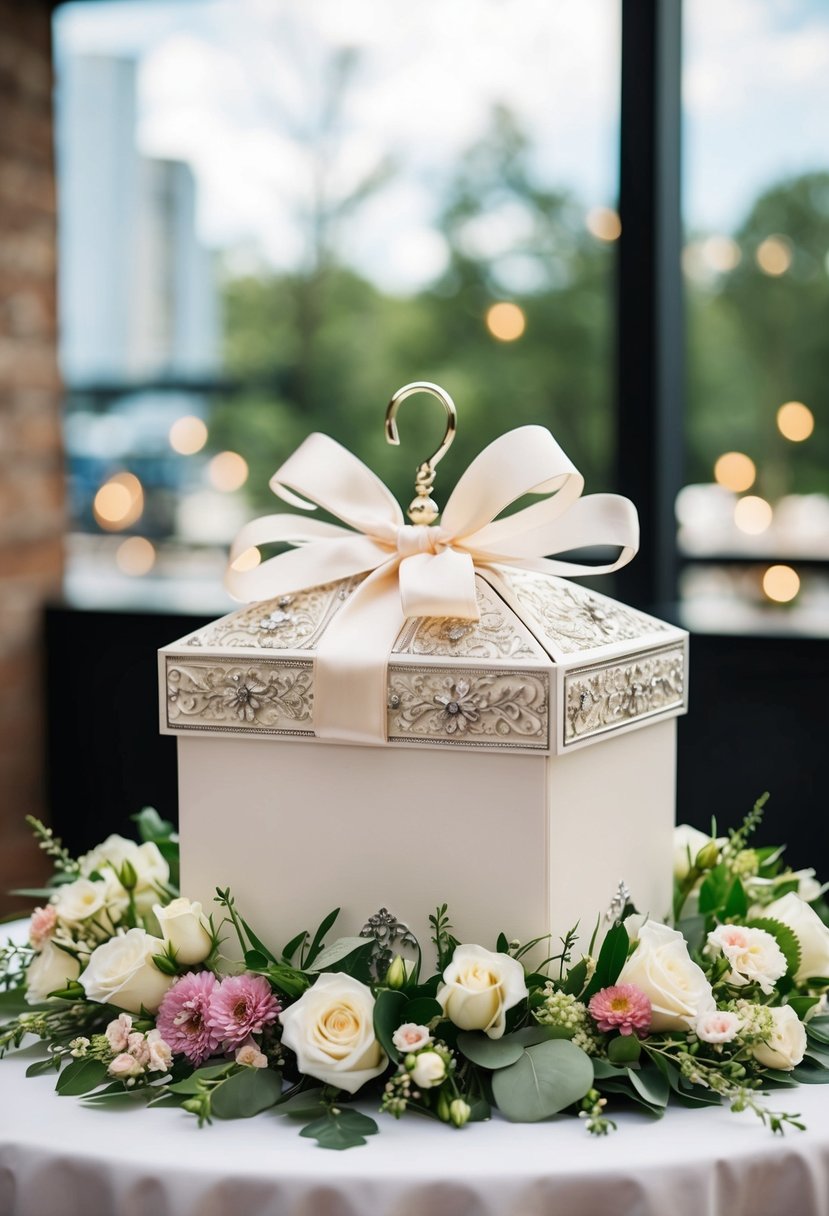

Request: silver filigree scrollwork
left=605, top=880, right=633, bottom=923
left=504, top=569, right=669, bottom=655
left=166, top=659, right=313, bottom=733
left=564, top=646, right=685, bottom=744
left=387, top=667, right=549, bottom=749
left=186, top=579, right=361, bottom=652
left=360, top=908, right=418, bottom=979
left=394, top=579, right=540, bottom=661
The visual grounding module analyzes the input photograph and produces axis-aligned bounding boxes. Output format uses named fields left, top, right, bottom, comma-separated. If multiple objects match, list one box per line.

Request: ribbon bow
left=226, top=427, right=639, bottom=745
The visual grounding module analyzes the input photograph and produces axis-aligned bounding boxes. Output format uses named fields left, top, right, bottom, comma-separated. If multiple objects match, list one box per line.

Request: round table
left=3, top=925, right=829, bottom=1216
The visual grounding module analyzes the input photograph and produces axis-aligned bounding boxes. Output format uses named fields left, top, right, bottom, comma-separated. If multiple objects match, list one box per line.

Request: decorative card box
left=159, top=567, right=687, bottom=954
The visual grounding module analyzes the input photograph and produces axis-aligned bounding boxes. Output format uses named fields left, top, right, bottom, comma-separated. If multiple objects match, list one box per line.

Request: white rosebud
left=764, top=892, right=829, bottom=983
left=410, top=1050, right=447, bottom=1090
left=673, top=825, right=713, bottom=880
left=25, top=941, right=81, bottom=1004
left=437, top=944, right=528, bottom=1040
left=450, top=1097, right=471, bottom=1127
left=616, top=921, right=715, bottom=1032
left=752, top=1005, right=807, bottom=1071
left=152, top=898, right=213, bottom=965
left=80, top=928, right=173, bottom=1014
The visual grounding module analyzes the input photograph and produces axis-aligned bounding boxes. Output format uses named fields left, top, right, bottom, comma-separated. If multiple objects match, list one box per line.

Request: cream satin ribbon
left=226, top=426, right=639, bottom=745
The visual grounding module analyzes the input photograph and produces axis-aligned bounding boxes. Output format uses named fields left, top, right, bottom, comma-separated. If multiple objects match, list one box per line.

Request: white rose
left=764, top=892, right=829, bottom=982
left=437, top=944, right=528, bottom=1040
left=674, top=825, right=715, bottom=880
left=752, top=1005, right=807, bottom=1071
left=791, top=869, right=824, bottom=904
left=695, top=1010, right=742, bottom=1044
left=152, top=898, right=212, bottom=965
left=79, top=834, right=136, bottom=877
left=617, top=921, right=715, bottom=1031
left=410, top=1050, right=447, bottom=1089
left=80, top=928, right=173, bottom=1014
left=79, top=836, right=169, bottom=912
left=52, top=878, right=109, bottom=925
left=26, top=941, right=81, bottom=1004
left=279, top=973, right=387, bottom=1094
left=707, top=924, right=787, bottom=995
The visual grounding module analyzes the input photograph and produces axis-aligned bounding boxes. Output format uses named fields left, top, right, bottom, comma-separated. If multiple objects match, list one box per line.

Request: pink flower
left=589, top=983, right=653, bottom=1036
left=392, top=1023, right=432, bottom=1053
left=695, top=1010, right=742, bottom=1044
left=105, top=1012, right=133, bottom=1054
left=156, top=971, right=222, bottom=1064
left=208, top=973, right=281, bottom=1049
left=29, top=906, right=57, bottom=949
left=235, top=1040, right=268, bottom=1068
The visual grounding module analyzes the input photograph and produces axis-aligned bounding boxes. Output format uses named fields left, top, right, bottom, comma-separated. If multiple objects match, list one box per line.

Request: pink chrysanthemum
left=207, top=973, right=281, bottom=1049
left=156, top=971, right=222, bottom=1064
left=589, top=984, right=652, bottom=1037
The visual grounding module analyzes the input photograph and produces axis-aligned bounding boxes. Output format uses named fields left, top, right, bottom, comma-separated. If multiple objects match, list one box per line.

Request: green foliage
left=373, top=989, right=407, bottom=1064
left=299, top=1108, right=379, bottom=1150
left=55, top=1057, right=108, bottom=1096
left=747, top=918, right=802, bottom=981
left=209, top=1067, right=283, bottom=1120
left=584, top=922, right=630, bottom=999
left=491, top=1039, right=594, bottom=1122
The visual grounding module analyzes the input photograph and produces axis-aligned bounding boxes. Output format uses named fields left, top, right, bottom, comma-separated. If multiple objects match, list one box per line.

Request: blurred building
left=56, top=53, right=219, bottom=383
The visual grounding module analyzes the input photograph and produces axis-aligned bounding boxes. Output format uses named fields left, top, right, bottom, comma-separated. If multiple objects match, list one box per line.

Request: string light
left=116, top=536, right=156, bottom=576
left=208, top=451, right=249, bottom=492
left=702, top=236, right=740, bottom=272
left=585, top=207, right=621, bottom=242
left=714, top=452, right=756, bottom=493
left=170, top=416, right=208, bottom=455
left=777, top=401, right=814, bottom=442
left=755, top=236, right=792, bottom=276
left=762, top=565, right=800, bottom=603
left=485, top=302, right=526, bottom=342
left=93, top=472, right=144, bottom=531
left=734, top=496, right=773, bottom=535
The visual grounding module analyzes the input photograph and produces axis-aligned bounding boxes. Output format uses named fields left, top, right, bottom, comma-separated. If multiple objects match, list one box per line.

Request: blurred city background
left=53, top=0, right=829, bottom=631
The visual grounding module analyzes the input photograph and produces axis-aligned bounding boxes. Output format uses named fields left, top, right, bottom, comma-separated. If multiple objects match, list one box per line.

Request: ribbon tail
left=398, top=549, right=479, bottom=620
left=313, top=563, right=405, bottom=745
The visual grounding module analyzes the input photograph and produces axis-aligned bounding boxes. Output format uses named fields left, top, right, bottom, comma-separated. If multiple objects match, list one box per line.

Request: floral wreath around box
left=2, top=796, right=829, bottom=1150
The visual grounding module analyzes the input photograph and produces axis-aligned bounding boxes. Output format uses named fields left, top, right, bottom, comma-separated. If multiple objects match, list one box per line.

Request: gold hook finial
left=385, top=381, right=458, bottom=525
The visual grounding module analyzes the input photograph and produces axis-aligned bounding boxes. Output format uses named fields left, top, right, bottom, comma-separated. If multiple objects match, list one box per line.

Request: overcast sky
left=55, top=0, right=829, bottom=289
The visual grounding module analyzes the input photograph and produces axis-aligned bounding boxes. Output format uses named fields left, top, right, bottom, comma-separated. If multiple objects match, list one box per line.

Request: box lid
left=160, top=565, right=687, bottom=756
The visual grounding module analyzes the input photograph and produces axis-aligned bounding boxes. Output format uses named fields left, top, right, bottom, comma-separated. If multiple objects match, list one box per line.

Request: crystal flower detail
left=223, top=672, right=268, bottom=722
left=434, top=680, right=479, bottom=734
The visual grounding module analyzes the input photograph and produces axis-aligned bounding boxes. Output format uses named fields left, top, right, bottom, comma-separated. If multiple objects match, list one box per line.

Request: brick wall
left=0, top=0, right=63, bottom=912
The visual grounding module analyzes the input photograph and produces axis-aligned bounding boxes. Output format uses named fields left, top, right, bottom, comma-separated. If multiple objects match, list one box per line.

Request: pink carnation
left=589, top=983, right=652, bottom=1037
left=156, top=971, right=222, bottom=1064
left=207, top=974, right=281, bottom=1049
left=29, top=906, right=57, bottom=949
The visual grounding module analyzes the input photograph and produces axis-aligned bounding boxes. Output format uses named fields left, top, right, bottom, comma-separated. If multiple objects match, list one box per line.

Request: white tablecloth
left=3, top=923, right=829, bottom=1216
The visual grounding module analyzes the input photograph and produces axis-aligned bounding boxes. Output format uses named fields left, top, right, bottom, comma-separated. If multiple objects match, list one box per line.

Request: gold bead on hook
left=385, top=382, right=458, bottom=525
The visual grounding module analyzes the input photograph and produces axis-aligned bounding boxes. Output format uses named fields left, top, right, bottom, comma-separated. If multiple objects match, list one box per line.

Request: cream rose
left=52, top=878, right=110, bottom=925
left=707, top=924, right=787, bottom=995
left=392, top=1023, right=432, bottom=1054
left=25, top=941, right=81, bottom=1004
left=152, top=898, right=212, bottom=965
left=79, top=836, right=169, bottom=912
left=80, top=928, right=172, bottom=1014
left=279, top=973, right=387, bottom=1094
left=695, top=1010, right=742, bottom=1044
left=616, top=921, right=715, bottom=1031
left=752, top=1005, right=807, bottom=1071
left=763, top=892, right=829, bottom=982
left=437, top=944, right=528, bottom=1039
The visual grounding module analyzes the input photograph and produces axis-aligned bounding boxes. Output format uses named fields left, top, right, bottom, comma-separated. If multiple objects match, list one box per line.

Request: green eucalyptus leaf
left=512, top=1024, right=572, bottom=1046
left=792, top=1063, right=829, bottom=1084
left=608, top=1034, right=642, bottom=1064
left=167, top=1062, right=234, bottom=1094
left=56, top=1057, right=108, bottom=1096
left=402, top=997, right=443, bottom=1025
left=299, top=1109, right=378, bottom=1150
left=211, top=1067, right=283, bottom=1119
left=274, top=1088, right=328, bottom=1118
left=491, top=1040, right=593, bottom=1122
left=373, top=988, right=407, bottom=1064
left=627, top=1065, right=669, bottom=1108
left=456, top=1032, right=525, bottom=1070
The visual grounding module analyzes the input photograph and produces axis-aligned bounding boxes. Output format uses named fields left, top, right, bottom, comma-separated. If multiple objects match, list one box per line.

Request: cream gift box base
left=176, top=721, right=675, bottom=956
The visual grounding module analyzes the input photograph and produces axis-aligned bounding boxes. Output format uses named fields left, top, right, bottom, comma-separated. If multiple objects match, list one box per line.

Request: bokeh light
left=208, top=451, right=249, bottom=492
left=485, top=302, right=526, bottom=342
left=734, top=495, right=773, bottom=535
left=702, top=235, right=740, bottom=272
left=762, top=564, right=800, bottom=603
left=169, top=415, right=208, bottom=455
left=115, top=536, right=156, bottom=576
left=714, top=451, right=756, bottom=493
left=585, top=206, right=621, bottom=242
left=777, top=401, right=814, bottom=442
left=755, top=236, right=792, bottom=276
left=93, top=471, right=144, bottom=531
